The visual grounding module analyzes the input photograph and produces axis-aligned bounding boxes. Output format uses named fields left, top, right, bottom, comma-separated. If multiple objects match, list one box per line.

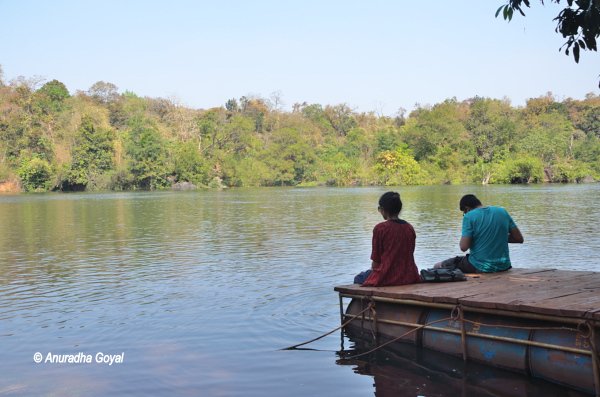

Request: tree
left=34, top=79, right=70, bottom=113
left=197, top=109, right=224, bottom=154
left=18, top=156, right=53, bottom=191
left=323, top=104, right=357, bottom=136
left=564, top=94, right=600, bottom=136
left=239, top=96, right=269, bottom=132
left=264, top=127, right=316, bottom=185
left=1, top=69, right=599, bottom=190
left=87, top=81, right=119, bottom=104
left=374, top=146, right=425, bottom=185
left=343, top=127, right=371, bottom=160
left=300, top=103, right=334, bottom=134
left=573, top=134, right=600, bottom=174
left=374, top=127, right=401, bottom=154
left=492, top=155, right=545, bottom=183
left=318, top=151, right=356, bottom=186
left=465, top=97, right=515, bottom=163
left=225, top=98, right=239, bottom=112
left=550, top=158, right=592, bottom=181
left=497, top=0, right=600, bottom=85
left=66, top=116, right=115, bottom=191
left=171, top=140, right=208, bottom=185
left=270, top=90, right=284, bottom=110
left=402, top=99, right=470, bottom=162
left=37, top=80, right=70, bottom=103
left=517, top=107, right=574, bottom=165
left=126, top=118, right=167, bottom=189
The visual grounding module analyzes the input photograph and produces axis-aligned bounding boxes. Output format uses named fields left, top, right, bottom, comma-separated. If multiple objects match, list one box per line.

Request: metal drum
left=529, top=328, right=594, bottom=394
left=422, top=309, right=530, bottom=373
left=345, top=299, right=425, bottom=345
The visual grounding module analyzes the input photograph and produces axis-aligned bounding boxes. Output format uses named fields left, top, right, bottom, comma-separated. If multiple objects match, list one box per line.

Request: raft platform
left=335, top=268, right=600, bottom=395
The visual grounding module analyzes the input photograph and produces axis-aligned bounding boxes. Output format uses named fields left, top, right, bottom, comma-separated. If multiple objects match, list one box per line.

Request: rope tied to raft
left=280, top=302, right=374, bottom=351
left=450, top=305, right=461, bottom=321
left=283, top=298, right=600, bottom=366
left=340, top=315, right=455, bottom=360
left=370, top=298, right=378, bottom=343
left=578, top=321, right=593, bottom=339
left=340, top=304, right=600, bottom=361
left=456, top=305, right=468, bottom=362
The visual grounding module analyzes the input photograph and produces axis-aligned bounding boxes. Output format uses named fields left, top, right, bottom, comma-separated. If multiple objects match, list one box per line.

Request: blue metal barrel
left=344, top=298, right=598, bottom=394
left=529, top=328, right=594, bottom=394
left=422, top=309, right=530, bottom=373
left=345, top=299, right=425, bottom=345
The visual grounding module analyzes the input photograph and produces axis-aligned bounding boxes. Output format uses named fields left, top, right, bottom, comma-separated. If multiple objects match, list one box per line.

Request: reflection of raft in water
left=335, top=268, right=600, bottom=395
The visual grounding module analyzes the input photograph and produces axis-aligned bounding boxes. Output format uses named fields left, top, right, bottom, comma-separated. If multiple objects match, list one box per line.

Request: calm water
left=1, top=184, right=599, bottom=396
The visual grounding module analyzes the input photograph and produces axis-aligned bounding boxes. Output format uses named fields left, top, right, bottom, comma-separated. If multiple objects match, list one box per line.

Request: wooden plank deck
left=334, top=268, right=600, bottom=322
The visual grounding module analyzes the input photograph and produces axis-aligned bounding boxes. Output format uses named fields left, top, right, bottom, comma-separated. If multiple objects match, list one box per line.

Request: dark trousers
left=437, top=255, right=480, bottom=273
left=353, top=269, right=372, bottom=284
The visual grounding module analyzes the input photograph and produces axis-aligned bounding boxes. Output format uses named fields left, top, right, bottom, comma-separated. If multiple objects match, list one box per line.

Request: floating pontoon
left=335, top=268, right=600, bottom=395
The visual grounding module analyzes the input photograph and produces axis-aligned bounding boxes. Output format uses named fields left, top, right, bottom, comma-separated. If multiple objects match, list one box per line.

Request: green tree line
left=0, top=72, right=599, bottom=192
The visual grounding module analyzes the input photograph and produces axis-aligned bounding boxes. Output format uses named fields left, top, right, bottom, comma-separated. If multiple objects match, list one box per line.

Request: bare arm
left=459, top=236, right=471, bottom=252
left=508, top=227, right=524, bottom=244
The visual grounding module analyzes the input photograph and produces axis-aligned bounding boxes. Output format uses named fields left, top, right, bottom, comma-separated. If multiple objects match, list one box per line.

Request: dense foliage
left=0, top=73, right=599, bottom=192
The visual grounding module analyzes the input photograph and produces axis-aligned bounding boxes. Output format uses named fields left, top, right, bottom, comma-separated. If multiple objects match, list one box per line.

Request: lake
left=1, top=184, right=599, bottom=396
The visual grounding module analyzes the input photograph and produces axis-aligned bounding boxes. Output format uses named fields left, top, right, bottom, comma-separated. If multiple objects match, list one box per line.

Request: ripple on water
left=0, top=186, right=599, bottom=397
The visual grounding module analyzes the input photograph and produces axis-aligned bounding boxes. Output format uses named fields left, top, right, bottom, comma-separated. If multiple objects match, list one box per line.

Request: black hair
left=379, top=191, right=402, bottom=215
left=459, top=194, right=482, bottom=212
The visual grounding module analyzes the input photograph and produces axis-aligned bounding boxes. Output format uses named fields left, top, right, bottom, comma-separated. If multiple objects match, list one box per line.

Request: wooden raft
left=335, top=268, right=600, bottom=322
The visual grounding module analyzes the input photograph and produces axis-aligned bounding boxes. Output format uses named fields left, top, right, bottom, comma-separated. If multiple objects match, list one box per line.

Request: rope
left=280, top=303, right=373, bottom=350
left=283, top=301, right=594, bottom=357
left=339, top=309, right=594, bottom=361
left=340, top=314, right=592, bottom=361
left=578, top=321, right=593, bottom=339
left=458, top=305, right=468, bottom=362
left=340, top=316, right=454, bottom=360
left=370, top=300, right=378, bottom=342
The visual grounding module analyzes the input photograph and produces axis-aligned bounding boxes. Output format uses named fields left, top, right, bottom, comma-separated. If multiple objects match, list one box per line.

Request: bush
left=374, top=147, right=427, bottom=185
left=172, top=141, right=209, bottom=185
left=491, top=156, right=544, bottom=184
left=549, top=160, right=594, bottom=183
left=18, top=157, right=53, bottom=191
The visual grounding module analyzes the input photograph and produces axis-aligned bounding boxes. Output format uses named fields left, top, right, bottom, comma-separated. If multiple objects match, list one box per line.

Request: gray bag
left=420, top=268, right=467, bottom=282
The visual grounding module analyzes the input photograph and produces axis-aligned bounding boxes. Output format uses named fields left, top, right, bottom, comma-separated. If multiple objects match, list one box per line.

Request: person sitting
left=354, top=191, right=421, bottom=286
left=434, top=194, right=524, bottom=273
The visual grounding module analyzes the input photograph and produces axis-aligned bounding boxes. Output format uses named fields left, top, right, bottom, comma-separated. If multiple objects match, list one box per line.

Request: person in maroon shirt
left=353, top=192, right=421, bottom=287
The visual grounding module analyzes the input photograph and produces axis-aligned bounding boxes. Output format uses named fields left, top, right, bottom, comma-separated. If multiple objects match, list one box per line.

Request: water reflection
left=338, top=337, right=589, bottom=397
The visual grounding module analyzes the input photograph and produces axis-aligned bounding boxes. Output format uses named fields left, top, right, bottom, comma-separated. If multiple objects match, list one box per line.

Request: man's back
left=462, top=206, right=517, bottom=272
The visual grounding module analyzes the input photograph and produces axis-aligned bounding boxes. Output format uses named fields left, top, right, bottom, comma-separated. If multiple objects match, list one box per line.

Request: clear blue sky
left=1, top=0, right=598, bottom=115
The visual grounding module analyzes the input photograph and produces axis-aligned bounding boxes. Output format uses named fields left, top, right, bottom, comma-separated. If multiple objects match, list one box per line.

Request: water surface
left=1, top=184, right=598, bottom=396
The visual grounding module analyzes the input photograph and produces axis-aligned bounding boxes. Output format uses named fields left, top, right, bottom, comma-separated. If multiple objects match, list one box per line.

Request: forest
left=0, top=71, right=599, bottom=192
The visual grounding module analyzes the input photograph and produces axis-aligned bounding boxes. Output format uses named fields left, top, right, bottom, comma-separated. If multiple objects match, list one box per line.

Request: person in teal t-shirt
left=434, top=194, right=524, bottom=273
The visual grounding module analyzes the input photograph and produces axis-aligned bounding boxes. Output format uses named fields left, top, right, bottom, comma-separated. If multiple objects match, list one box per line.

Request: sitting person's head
left=378, top=191, right=402, bottom=219
left=459, top=194, right=482, bottom=214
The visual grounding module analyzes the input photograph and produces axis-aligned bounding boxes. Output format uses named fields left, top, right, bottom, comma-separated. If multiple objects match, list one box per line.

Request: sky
left=1, top=0, right=598, bottom=115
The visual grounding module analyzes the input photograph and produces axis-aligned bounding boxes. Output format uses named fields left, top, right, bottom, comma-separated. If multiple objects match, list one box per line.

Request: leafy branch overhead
left=496, top=0, right=599, bottom=76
